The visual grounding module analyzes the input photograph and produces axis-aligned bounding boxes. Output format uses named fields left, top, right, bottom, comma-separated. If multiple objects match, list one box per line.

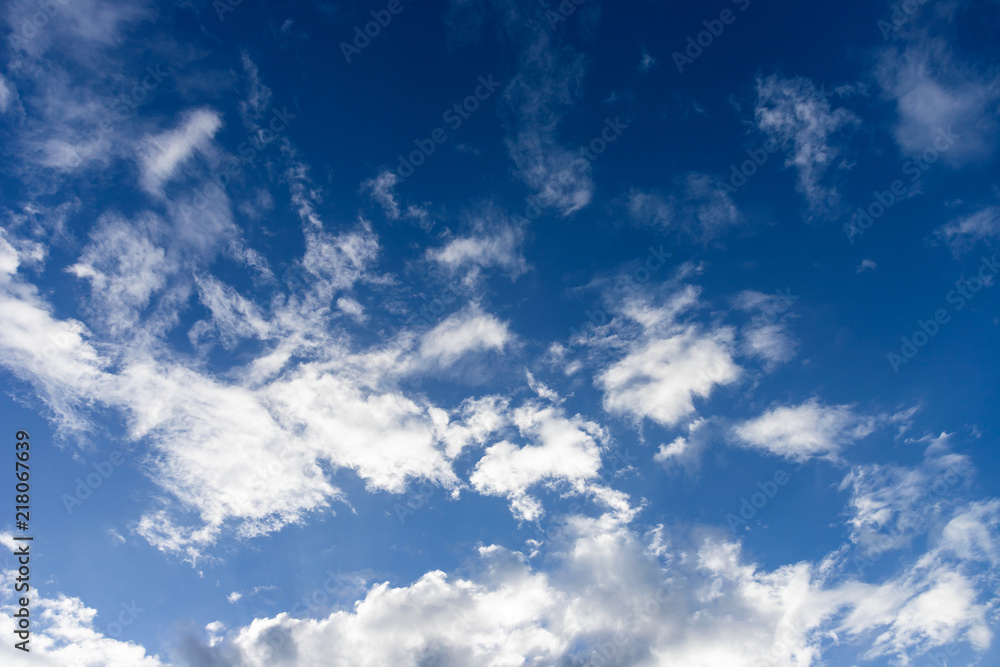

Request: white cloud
left=742, top=322, right=797, bottom=366
left=627, top=173, right=743, bottom=241
left=732, top=290, right=798, bottom=367
left=426, top=212, right=528, bottom=285
left=876, top=34, right=999, bottom=164
left=413, top=308, right=513, bottom=371
left=0, top=232, right=107, bottom=433
left=0, top=74, right=13, bottom=113
left=66, top=214, right=173, bottom=335
left=163, top=500, right=1000, bottom=666
left=754, top=74, right=858, bottom=218
left=362, top=169, right=402, bottom=219
left=638, top=44, right=656, bottom=72
left=840, top=433, right=974, bottom=558
left=626, top=189, right=672, bottom=227
left=0, top=574, right=166, bottom=666
left=139, top=108, right=222, bottom=195
left=469, top=403, right=610, bottom=521
left=935, top=206, right=1000, bottom=255
left=654, top=436, right=690, bottom=463
left=497, top=5, right=593, bottom=216
left=734, top=398, right=877, bottom=461
left=857, top=258, right=878, bottom=273
left=238, top=49, right=273, bottom=131
left=600, top=325, right=739, bottom=428
left=301, top=220, right=382, bottom=301
left=189, top=275, right=272, bottom=349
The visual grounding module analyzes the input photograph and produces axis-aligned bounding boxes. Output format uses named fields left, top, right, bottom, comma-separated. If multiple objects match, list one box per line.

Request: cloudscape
left=1, top=0, right=999, bottom=665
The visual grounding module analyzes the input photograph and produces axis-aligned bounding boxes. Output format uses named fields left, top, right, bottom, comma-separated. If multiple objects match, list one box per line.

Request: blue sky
left=1, top=0, right=1000, bottom=665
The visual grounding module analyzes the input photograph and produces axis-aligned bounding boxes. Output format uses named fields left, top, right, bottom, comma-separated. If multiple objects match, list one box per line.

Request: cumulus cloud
left=110, top=501, right=1000, bottom=666
left=414, top=308, right=512, bottom=370
left=733, top=398, right=877, bottom=461
left=0, top=551, right=166, bottom=666
left=600, top=325, right=739, bottom=428
left=469, top=403, right=613, bottom=521
left=588, top=286, right=741, bottom=428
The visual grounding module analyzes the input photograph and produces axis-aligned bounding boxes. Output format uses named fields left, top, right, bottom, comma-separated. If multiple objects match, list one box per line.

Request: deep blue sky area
left=1, top=0, right=1000, bottom=665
